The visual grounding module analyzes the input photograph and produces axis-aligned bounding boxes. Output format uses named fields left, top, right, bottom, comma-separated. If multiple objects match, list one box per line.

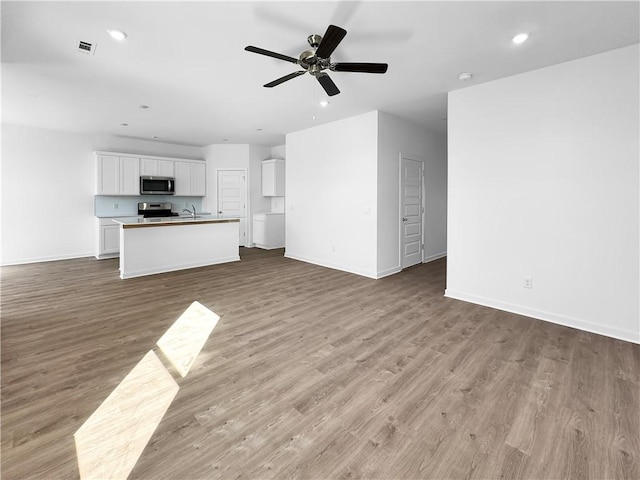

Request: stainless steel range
left=137, top=202, right=179, bottom=218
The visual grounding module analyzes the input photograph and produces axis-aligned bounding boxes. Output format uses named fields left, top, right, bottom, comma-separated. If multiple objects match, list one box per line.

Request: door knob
left=402, top=217, right=408, bottom=222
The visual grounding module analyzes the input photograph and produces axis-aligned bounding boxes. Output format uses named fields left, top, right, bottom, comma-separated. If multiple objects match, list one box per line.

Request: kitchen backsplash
left=95, top=196, right=203, bottom=217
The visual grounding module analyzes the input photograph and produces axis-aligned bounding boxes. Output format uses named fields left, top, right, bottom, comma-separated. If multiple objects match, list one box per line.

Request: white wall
left=286, top=111, right=379, bottom=278
left=201, top=144, right=249, bottom=214
left=286, top=111, right=448, bottom=279
left=447, top=44, right=639, bottom=343
left=2, top=125, right=94, bottom=263
left=270, top=144, right=286, bottom=160
left=201, top=143, right=271, bottom=247
left=377, top=112, right=448, bottom=276
left=1, top=124, right=205, bottom=265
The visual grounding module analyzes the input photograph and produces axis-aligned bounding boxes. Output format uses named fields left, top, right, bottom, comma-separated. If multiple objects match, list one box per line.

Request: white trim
left=120, top=256, right=240, bottom=279
left=285, top=252, right=378, bottom=279
left=444, top=289, right=640, bottom=344
left=423, top=252, right=447, bottom=263
left=94, top=151, right=205, bottom=163
left=215, top=167, right=249, bottom=246
left=399, top=153, right=426, bottom=269
left=377, top=266, right=402, bottom=278
left=1, top=252, right=94, bottom=266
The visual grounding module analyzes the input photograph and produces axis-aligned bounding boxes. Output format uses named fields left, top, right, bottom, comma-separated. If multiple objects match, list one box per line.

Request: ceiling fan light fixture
left=107, top=29, right=127, bottom=41
left=512, top=33, right=529, bottom=45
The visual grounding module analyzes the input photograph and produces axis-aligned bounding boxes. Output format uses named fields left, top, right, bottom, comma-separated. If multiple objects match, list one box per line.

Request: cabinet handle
left=402, top=217, right=408, bottom=222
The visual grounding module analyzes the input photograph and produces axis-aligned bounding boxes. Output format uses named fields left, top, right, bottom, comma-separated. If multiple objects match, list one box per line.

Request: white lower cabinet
left=252, top=213, right=285, bottom=249
left=96, top=217, right=121, bottom=259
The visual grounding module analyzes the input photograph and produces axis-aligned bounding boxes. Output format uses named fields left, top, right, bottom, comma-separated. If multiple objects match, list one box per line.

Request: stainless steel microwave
left=140, top=176, right=175, bottom=195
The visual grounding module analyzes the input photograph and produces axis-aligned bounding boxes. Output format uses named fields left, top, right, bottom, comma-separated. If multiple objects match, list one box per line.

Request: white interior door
left=217, top=169, right=247, bottom=246
left=401, top=156, right=424, bottom=268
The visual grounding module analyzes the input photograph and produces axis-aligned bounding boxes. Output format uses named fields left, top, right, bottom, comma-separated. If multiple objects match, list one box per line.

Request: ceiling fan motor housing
left=299, top=49, right=331, bottom=76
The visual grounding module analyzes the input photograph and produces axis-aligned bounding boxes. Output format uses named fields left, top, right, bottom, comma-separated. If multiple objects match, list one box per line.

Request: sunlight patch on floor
left=74, top=350, right=179, bottom=480
left=74, top=301, right=220, bottom=479
left=157, top=300, right=220, bottom=377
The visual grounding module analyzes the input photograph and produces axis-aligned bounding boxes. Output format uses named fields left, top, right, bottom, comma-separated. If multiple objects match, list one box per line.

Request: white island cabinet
left=113, top=216, right=239, bottom=279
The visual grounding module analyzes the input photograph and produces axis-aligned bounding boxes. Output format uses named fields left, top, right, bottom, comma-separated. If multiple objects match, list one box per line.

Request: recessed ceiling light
left=120, top=122, right=128, bottom=127
left=512, top=33, right=529, bottom=45
left=319, top=100, right=329, bottom=107
left=458, top=72, right=473, bottom=81
left=107, top=30, right=127, bottom=41
left=138, top=104, right=149, bottom=109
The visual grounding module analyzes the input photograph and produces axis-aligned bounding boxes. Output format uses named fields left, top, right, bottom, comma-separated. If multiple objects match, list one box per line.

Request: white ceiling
left=2, top=1, right=638, bottom=148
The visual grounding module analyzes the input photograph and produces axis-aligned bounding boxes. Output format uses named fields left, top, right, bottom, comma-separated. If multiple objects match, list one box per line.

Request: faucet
left=182, top=205, right=196, bottom=219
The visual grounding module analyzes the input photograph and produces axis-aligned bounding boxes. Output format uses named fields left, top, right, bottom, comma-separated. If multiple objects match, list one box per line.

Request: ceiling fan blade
left=245, top=46, right=299, bottom=64
left=332, top=62, right=389, bottom=74
left=264, top=71, right=306, bottom=88
left=317, top=74, right=340, bottom=96
left=315, top=25, right=347, bottom=58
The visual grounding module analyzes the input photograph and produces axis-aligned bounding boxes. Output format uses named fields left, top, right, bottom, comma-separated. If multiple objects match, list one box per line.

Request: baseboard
left=121, top=256, right=240, bottom=279
left=376, top=266, right=402, bottom=279
left=284, top=252, right=378, bottom=279
left=1, top=252, right=95, bottom=266
left=95, top=253, right=119, bottom=260
left=254, top=244, right=285, bottom=250
left=423, top=251, right=447, bottom=263
left=444, top=289, right=640, bottom=344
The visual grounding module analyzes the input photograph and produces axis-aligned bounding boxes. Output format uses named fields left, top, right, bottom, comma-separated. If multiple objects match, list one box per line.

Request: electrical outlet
left=523, top=276, right=533, bottom=289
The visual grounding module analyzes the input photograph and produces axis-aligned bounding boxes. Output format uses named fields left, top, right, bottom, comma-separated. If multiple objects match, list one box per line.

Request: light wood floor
left=2, top=248, right=638, bottom=479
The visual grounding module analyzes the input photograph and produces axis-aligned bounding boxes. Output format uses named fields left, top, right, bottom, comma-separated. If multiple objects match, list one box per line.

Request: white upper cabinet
left=174, top=161, right=206, bottom=196
left=140, top=158, right=174, bottom=177
left=96, top=155, right=140, bottom=195
left=262, top=159, right=285, bottom=197
left=96, top=152, right=205, bottom=197
left=190, top=162, right=206, bottom=196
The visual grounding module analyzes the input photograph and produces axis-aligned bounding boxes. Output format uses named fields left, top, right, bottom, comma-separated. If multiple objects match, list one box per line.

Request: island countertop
left=113, top=215, right=240, bottom=228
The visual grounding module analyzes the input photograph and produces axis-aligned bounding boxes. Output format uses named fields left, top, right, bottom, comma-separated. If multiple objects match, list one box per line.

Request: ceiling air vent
left=76, top=39, right=96, bottom=55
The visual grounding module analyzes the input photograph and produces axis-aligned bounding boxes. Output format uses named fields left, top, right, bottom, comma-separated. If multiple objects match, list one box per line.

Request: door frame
left=398, top=153, right=426, bottom=269
left=216, top=167, right=249, bottom=247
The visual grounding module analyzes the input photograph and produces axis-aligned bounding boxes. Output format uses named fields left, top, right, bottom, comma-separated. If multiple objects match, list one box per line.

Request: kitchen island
left=113, top=216, right=240, bottom=279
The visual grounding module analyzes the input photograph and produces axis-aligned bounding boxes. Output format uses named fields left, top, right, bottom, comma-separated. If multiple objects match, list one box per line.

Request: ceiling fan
left=245, top=25, right=388, bottom=97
